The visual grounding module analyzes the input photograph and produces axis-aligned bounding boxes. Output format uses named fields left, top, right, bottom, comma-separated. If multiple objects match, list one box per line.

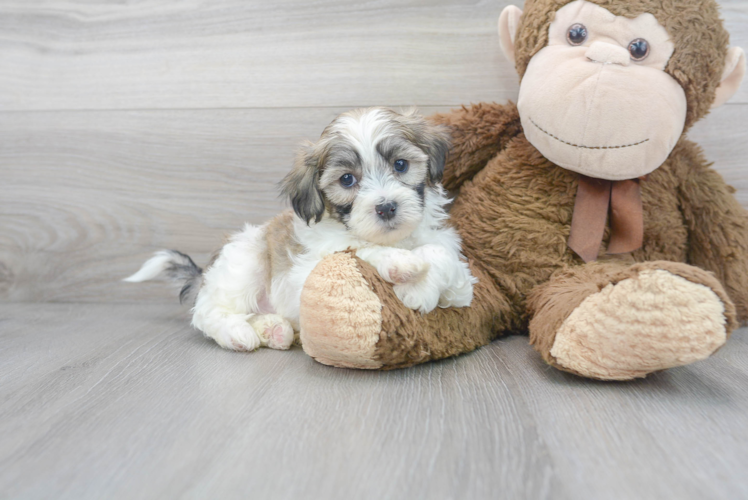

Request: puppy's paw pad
left=266, top=322, right=295, bottom=350
left=251, top=314, right=295, bottom=350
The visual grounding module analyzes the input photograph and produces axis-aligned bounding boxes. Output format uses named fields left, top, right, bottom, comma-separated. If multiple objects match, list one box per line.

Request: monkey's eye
left=394, top=159, right=409, bottom=173
left=340, top=173, right=357, bottom=188
left=566, top=24, right=588, bottom=46
left=628, top=38, right=650, bottom=61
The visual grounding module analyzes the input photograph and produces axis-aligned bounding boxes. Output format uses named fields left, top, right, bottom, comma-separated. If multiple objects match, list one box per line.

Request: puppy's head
left=280, top=108, right=451, bottom=245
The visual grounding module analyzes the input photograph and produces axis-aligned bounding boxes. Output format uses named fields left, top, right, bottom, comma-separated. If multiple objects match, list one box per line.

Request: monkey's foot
left=300, top=253, right=385, bottom=369
left=533, top=264, right=734, bottom=380
left=299, top=252, right=496, bottom=370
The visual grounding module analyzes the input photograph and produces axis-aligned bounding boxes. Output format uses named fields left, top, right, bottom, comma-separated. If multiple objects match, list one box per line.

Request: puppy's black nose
left=375, top=201, right=398, bottom=221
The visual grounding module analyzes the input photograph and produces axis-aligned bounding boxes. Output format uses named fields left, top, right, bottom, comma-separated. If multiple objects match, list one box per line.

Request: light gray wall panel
left=0, top=0, right=520, bottom=110
left=1, top=104, right=746, bottom=302
left=1, top=0, right=745, bottom=111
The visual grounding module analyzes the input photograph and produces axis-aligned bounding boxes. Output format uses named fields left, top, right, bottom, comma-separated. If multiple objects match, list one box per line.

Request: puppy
left=125, top=108, right=476, bottom=352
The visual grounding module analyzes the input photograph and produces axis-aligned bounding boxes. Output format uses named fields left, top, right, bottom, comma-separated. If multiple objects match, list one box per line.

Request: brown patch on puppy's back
left=265, top=210, right=304, bottom=278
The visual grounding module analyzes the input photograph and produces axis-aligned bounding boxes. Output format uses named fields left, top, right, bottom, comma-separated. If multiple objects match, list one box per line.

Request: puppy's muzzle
left=375, top=201, right=398, bottom=221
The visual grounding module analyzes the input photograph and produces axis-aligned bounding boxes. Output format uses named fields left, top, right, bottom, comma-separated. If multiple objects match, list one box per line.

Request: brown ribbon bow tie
left=567, top=175, right=644, bottom=263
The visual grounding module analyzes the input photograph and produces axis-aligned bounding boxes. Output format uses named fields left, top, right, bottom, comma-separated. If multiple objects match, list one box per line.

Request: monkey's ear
left=280, top=142, right=326, bottom=224
left=499, top=5, right=523, bottom=65
left=712, top=47, right=746, bottom=109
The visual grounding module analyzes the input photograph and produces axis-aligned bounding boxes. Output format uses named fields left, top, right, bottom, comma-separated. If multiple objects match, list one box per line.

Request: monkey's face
left=515, top=0, right=687, bottom=180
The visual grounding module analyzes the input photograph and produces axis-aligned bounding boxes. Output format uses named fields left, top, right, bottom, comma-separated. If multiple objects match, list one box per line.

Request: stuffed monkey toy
left=298, top=0, right=748, bottom=380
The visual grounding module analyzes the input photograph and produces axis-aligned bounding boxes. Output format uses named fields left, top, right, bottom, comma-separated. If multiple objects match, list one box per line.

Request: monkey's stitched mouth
left=530, top=118, right=649, bottom=150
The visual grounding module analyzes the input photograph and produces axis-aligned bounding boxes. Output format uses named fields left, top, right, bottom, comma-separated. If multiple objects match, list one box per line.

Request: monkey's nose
left=585, top=41, right=630, bottom=66
left=375, top=201, right=398, bottom=221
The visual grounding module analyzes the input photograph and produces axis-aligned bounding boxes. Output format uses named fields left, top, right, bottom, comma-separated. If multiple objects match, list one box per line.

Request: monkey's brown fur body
left=298, top=0, right=748, bottom=379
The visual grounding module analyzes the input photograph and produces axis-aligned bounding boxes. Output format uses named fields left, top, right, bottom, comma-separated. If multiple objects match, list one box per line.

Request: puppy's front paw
left=394, top=280, right=441, bottom=314
left=378, top=250, right=430, bottom=284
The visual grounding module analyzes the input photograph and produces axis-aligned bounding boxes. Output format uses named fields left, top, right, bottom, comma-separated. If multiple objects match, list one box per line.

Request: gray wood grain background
left=2, top=1, right=747, bottom=499
left=1, top=0, right=747, bottom=303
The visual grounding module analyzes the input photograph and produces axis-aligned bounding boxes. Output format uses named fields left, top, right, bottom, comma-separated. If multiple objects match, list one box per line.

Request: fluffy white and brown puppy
left=125, top=108, right=476, bottom=352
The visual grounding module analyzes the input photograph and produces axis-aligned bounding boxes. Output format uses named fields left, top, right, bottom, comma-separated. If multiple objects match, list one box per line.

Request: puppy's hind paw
left=250, top=314, right=295, bottom=350
left=211, top=320, right=262, bottom=352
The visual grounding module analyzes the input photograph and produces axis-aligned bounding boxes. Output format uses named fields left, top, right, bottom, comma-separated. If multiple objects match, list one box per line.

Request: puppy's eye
left=394, top=159, right=409, bottom=173
left=567, top=24, right=587, bottom=46
left=628, top=38, right=649, bottom=61
left=340, top=173, right=357, bottom=188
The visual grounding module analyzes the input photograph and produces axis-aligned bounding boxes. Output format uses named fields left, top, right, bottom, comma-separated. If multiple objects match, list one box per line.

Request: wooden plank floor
left=1, top=303, right=747, bottom=500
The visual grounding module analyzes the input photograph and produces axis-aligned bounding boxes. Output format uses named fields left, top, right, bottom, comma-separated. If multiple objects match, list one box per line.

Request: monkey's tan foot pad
left=550, top=269, right=728, bottom=380
left=299, top=252, right=384, bottom=369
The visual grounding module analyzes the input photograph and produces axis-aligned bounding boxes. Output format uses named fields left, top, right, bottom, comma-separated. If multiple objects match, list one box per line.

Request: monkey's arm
left=675, top=140, right=748, bottom=322
left=431, top=102, right=522, bottom=191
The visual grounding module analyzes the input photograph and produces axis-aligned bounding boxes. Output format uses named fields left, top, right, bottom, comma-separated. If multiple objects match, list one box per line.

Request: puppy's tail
left=123, top=250, right=203, bottom=304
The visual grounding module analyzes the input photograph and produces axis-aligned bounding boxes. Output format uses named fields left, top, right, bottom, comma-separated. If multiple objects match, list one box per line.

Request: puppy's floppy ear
left=422, top=122, right=451, bottom=184
left=280, top=141, right=326, bottom=224
left=401, top=110, right=451, bottom=184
